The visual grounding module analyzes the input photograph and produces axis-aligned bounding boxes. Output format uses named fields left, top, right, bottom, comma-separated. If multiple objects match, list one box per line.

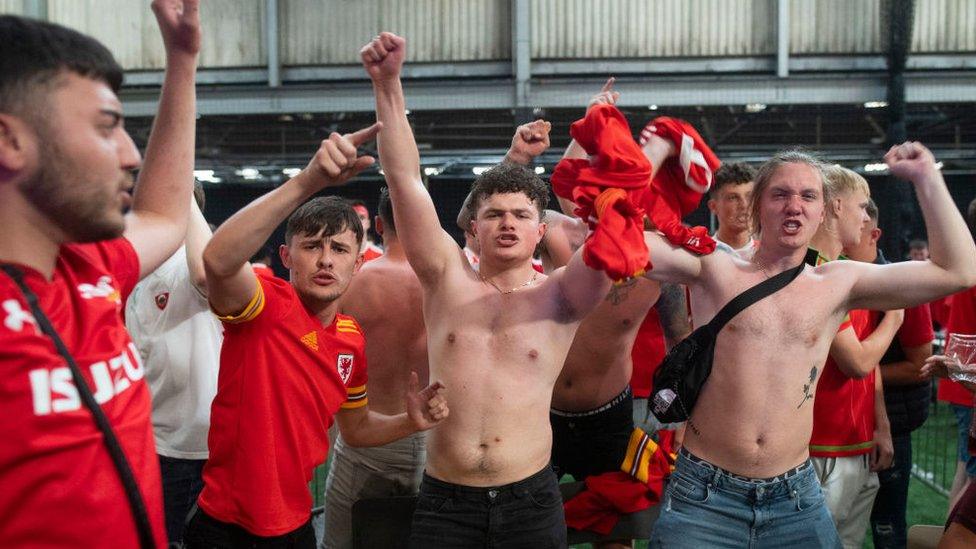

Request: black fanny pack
left=650, top=249, right=816, bottom=423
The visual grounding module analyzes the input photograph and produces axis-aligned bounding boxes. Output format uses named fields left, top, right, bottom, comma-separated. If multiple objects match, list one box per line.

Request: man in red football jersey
left=188, top=124, right=448, bottom=548
left=0, top=2, right=200, bottom=546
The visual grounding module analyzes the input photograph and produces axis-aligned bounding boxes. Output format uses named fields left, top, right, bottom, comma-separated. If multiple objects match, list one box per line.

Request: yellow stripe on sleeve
left=213, top=283, right=266, bottom=324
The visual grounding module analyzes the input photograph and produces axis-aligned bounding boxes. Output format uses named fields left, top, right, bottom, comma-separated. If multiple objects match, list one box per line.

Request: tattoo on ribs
left=797, top=367, right=818, bottom=409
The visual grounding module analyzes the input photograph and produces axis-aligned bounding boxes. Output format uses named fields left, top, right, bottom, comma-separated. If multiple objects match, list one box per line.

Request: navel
left=528, top=349, right=539, bottom=360
left=447, top=332, right=456, bottom=344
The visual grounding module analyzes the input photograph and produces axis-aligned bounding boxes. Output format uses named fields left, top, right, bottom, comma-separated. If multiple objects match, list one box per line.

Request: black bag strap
left=705, top=248, right=818, bottom=335
left=1, top=264, right=156, bottom=549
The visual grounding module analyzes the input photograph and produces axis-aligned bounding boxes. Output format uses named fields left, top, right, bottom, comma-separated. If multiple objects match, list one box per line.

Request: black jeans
left=408, top=466, right=567, bottom=548
left=550, top=386, right=634, bottom=481
left=183, top=505, right=315, bottom=549
left=158, top=454, right=206, bottom=546
left=870, top=433, right=912, bottom=549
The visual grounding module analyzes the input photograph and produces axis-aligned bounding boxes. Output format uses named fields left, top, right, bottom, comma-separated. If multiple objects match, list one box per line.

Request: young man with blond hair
left=807, top=165, right=902, bottom=549
left=643, top=144, right=976, bottom=547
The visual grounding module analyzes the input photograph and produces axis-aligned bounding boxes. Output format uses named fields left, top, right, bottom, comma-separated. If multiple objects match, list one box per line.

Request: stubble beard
left=19, top=137, right=129, bottom=243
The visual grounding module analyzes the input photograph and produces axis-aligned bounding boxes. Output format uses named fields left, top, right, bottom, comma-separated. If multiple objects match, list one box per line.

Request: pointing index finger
left=345, top=122, right=384, bottom=147
left=600, top=77, right=615, bottom=93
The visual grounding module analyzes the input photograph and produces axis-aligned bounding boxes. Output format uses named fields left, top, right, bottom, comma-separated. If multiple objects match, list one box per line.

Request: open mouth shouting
left=782, top=218, right=803, bottom=235
left=496, top=233, right=520, bottom=247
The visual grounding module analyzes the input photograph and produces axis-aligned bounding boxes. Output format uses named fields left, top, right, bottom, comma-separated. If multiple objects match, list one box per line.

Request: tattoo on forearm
left=606, top=278, right=638, bottom=305
left=687, top=418, right=701, bottom=437
left=797, top=367, right=818, bottom=409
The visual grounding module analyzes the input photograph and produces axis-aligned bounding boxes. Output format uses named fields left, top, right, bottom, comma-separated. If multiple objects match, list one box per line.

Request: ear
left=374, top=216, right=384, bottom=236
left=830, top=197, right=843, bottom=217
left=537, top=220, right=547, bottom=242
left=707, top=198, right=717, bottom=213
left=0, top=113, right=35, bottom=177
left=279, top=244, right=292, bottom=269
left=871, top=227, right=882, bottom=244
left=353, top=249, right=365, bottom=274
left=469, top=218, right=477, bottom=237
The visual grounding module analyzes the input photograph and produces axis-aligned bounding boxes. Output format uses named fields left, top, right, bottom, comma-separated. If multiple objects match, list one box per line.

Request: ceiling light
left=472, top=166, right=491, bottom=175
left=935, top=161, right=944, bottom=170
left=282, top=168, right=301, bottom=177
left=745, top=103, right=766, bottom=113
left=534, top=166, right=545, bottom=174
left=193, top=169, right=221, bottom=183
left=423, top=167, right=441, bottom=176
left=863, top=163, right=888, bottom=173
left=236, top=167, right=261, bottom=180
left=648, top=104, right=658, bottom=111
left=864, top=101, right=888, bottom=109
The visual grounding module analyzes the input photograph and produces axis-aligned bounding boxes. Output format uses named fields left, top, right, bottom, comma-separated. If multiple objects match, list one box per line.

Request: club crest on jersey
left=337, top=354, right=353, bottom=383
left=154, top=292, right=170, bottom=310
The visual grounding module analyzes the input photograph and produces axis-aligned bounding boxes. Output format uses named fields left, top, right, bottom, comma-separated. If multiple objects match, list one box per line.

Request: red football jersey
left=630, top=307, right=667, bottom=399
left=810, top=309, right=877, bottom=457
left=0, top=239, right=166, bottom=548
left=939, top=286, right=976, bottom=406
left=198, top=272, right=368, bottom=536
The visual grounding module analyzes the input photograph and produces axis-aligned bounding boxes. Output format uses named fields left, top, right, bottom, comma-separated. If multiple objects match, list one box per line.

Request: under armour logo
left=3, top=299, right=37, bottom=333
left=78, top=276, right=121, bottom=303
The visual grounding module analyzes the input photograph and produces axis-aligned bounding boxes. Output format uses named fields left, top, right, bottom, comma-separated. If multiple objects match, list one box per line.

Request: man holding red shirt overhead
left=0, top=2, right=200, bottom=547
left=187, top=125, right=448, bottom=549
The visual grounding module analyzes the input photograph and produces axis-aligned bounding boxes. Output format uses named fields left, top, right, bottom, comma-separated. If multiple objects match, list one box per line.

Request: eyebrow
left=99, top=109, right=123, bottom=126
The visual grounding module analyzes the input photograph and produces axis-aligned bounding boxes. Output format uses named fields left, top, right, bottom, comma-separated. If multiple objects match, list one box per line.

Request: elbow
left=837, top=360, right=872, bottom=380
left=959, top=270, right=976, bottom=291
left=201, top=242, right=236, bottom=280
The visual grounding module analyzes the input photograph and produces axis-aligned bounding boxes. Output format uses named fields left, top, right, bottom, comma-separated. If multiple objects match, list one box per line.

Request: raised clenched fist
left=361, top=32, right=406, bottom=82
left=884, top=141, right=938, bottom=184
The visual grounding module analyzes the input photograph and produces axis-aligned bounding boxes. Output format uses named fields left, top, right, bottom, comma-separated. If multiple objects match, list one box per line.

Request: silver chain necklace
left=480, top=271, right=539, bottom=294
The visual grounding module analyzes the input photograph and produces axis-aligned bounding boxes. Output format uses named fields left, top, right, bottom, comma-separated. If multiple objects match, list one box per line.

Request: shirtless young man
left=457, top=118, right=688, bottom=494
left=362, top=33, right=612, bottom=547
left=641, top=144, right=976, bottom=547
left=322, top=188, right=429, bottom=549
left=516, top=121, right=688, bottom=549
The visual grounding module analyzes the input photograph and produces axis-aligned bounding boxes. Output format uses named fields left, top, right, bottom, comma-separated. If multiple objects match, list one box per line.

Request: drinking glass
left=945, top=333, right=976, bottom=384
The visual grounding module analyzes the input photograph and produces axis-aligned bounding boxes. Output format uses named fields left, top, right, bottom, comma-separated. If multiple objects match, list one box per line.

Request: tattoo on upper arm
left=797, top=367, right=818, bottom=409
left=605, top=278, right=638, bottom=305
left=657, top=282, right=691, bottom=342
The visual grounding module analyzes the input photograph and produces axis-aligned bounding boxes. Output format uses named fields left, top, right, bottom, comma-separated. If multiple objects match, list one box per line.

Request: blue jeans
left=158, top=455, right=206, bottom=546
left=950, top=404, right=976, bottom=476
left=408, top=466, right=566, bottom=548
left=870, top=433, right=912, bottom=549
left=649, top=449, right=841, bottom=548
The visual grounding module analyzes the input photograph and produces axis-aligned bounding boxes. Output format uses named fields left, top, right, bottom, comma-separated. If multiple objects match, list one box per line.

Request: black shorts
left=550, top=386, right=634, bottom=481
left=409, top=467, right=566, bottom=548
